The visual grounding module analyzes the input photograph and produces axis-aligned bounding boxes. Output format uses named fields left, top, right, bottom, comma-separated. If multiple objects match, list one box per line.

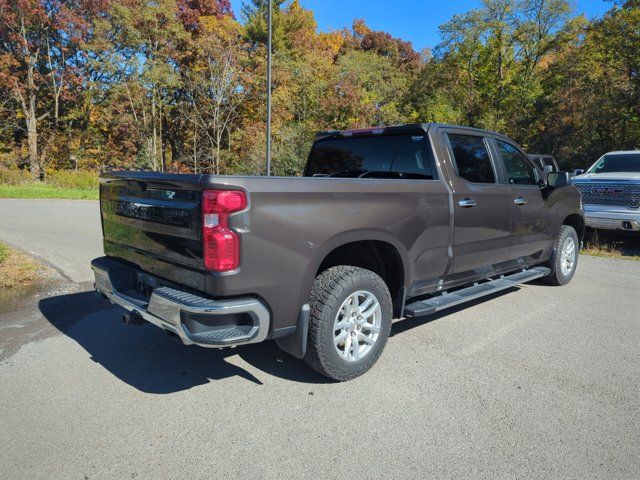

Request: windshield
left=588, top=153, right=640, bottom=174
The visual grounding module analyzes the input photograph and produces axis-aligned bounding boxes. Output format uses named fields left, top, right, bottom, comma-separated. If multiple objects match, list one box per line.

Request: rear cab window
left=305, top=133, right=436, bottom=180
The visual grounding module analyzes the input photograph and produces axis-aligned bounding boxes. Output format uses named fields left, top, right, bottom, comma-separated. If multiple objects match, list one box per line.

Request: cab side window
left=497, top=141, right=539, bottom=185
left=447, top=134, right=496, bottom=184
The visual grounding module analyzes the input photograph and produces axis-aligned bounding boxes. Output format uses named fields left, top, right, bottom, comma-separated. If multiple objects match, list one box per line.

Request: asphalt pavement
left=0, top=199, right=101, bottom=283
left=0, top=199, right=639, bottom=479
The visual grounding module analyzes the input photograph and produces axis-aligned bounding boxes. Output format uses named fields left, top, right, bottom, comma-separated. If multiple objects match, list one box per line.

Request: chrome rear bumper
left=91, top=257, right=270, bottom=348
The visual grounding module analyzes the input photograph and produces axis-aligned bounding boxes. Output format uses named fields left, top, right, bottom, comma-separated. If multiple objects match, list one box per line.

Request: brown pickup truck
left=92, top=123, right=584, bottom=381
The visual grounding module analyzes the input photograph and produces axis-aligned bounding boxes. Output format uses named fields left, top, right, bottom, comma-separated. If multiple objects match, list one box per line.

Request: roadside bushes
left=0, top=169, right=32, bottom=185
left=46, top=170, right=99, bottom=190
left=0, top=168, right=99, bottom=189
left=0, top=168, right=99, bottom=199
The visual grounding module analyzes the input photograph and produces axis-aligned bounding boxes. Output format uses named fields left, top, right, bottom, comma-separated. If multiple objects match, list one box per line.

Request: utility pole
left=266, top=0, right=272, bottom=176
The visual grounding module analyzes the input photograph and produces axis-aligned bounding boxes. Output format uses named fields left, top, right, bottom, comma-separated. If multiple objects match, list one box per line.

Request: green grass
left=0, top=169, right=99, bottom=200
left=0, top=183, right=98, bottom=200
left=47, top=170, right=99, bottom=190
left=0, top=242, right=7, bottom=263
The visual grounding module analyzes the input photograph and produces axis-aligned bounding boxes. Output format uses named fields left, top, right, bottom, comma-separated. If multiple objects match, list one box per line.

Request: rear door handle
left=458, top=198, right=477, bottom=208
left=513, top=197, right=527, bottom=206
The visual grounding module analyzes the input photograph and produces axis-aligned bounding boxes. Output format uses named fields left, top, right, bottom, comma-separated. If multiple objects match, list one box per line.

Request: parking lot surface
left=1, top=199, right=639, bottom=479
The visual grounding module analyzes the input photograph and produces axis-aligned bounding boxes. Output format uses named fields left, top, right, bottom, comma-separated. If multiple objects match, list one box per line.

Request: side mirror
left=572, top=168, right=585, bottom=177
left=547, top=171, right=570, bottom=188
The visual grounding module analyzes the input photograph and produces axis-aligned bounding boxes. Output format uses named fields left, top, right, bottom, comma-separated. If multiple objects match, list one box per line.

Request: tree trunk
left=159, top=105, right=165, bottom=172
left=27, top=119, right=40, bottom=178
left=193, top=128, right=198, bottom=174
left=26, top=98, right=40, bottom=179
left=215, top=143, right=221, bottom=175
left=151, top=92, right=158, bottom=171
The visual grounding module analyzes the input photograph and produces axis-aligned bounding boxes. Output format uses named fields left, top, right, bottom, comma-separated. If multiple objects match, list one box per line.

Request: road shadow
left=40, top=285, right=525, bottom=393
left=38, top=290, right=331, bottom=393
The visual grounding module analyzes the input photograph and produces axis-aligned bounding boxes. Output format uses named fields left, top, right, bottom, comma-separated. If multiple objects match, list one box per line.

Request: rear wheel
left=544, top=225, right=579, bottom=286
left=305, top=266, right=393, bottom=381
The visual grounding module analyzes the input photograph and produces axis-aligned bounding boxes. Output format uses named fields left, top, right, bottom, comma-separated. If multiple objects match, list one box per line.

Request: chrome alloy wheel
left=333, top=290, right=382, bottom=362
left=560, top=236, right=577, bottom=276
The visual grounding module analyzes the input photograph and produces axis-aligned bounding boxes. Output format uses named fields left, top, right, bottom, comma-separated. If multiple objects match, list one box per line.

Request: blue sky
left=229, top=0, right=612, bottom=51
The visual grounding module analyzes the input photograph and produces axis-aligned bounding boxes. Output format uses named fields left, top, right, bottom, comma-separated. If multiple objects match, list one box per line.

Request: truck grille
left=574, top=183, right=640, bottom=209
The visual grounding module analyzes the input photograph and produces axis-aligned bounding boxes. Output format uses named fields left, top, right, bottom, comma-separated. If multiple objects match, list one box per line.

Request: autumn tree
left=535, top=2, right=640, bottom=167
left=410, top=0, right=572, bottom=145
left=0, top=0, right=99, bottom=177
left=182, top=15, right=248, bottom=174
left=1, top=0, right=638, bottom=177
left=88, top=0, right=188, bottom=171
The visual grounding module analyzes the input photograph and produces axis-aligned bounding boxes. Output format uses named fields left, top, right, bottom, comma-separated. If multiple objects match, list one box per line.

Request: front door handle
left=458, top=198, right=477, bottom=208
left=513, top=197, right=527, bottom=206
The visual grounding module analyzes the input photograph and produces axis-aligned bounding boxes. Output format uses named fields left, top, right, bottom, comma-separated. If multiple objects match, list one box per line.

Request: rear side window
left=447, top=134, right=496, bottom=184
left=305, top=134, right=435, bottom=179
left=497, top=141, right=539, bottom=185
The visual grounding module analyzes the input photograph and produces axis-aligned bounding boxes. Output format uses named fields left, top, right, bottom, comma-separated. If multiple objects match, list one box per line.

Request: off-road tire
left=304, top=266, right=393, bottom=381
left=544, top=225, right=579, bottom=286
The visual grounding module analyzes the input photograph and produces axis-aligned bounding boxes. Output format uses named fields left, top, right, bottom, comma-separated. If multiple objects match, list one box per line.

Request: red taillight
left=202, top=190, right=247, bottom=271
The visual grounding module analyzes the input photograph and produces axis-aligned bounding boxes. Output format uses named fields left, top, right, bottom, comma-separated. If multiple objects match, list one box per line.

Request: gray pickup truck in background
left=573, top=151, right=640, bottom=232
left=92, top=123, right=584, bottom=381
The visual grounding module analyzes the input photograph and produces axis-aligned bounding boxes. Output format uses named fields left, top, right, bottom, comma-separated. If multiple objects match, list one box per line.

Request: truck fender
left=294, top=229, right=411, bottom=322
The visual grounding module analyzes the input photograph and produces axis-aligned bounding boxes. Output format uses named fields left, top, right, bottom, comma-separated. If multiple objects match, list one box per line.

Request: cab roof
left=315, top=123, right=513, bottom=141
left=315, top=124, right=429, bottom=140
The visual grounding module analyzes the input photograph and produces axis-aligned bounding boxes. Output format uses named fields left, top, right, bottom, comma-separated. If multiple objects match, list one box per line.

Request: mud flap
left=275, top=304, right=310, bottom=359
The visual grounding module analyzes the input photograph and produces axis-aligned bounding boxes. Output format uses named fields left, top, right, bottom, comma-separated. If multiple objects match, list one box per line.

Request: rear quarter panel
left=201, top=176, right=451, bottom=331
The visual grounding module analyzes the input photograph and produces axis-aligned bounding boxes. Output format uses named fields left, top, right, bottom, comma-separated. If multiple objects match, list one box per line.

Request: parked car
left=573, top=151, right=640, bottom=232
left=528, top=154, right=559, bottom=173
left=92, top=124, right=584, bottom=381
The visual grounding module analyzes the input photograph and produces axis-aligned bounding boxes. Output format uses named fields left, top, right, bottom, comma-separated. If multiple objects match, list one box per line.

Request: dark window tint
left=588, top=153, right=640, bottom=173
left=305, top=134, right=435, bottom=179
left=448, top=134, right=495, bottom=183
left=497, top=141, right=538, bottom=185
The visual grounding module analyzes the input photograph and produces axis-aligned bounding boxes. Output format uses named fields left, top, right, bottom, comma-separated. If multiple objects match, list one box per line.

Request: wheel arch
left=297, top=231, right=410, bottom=319
left=562, top=213, right=585, bottom=242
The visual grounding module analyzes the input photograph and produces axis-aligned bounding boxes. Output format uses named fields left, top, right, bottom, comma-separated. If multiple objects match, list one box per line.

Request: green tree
left=0, top=0, right=101, bottom=176
left=88, top=0, right=188, bottom=171
left=536, top=4, right=640, bottom=168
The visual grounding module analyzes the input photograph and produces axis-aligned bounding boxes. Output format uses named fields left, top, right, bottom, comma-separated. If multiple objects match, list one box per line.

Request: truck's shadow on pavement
left=39, top=287, right=521, bottom=393
left=38, top=291, right=331, bottom=393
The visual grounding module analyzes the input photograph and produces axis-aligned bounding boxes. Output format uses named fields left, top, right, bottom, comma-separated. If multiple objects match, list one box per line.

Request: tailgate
left=100, top=172, right=206, bottom=291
